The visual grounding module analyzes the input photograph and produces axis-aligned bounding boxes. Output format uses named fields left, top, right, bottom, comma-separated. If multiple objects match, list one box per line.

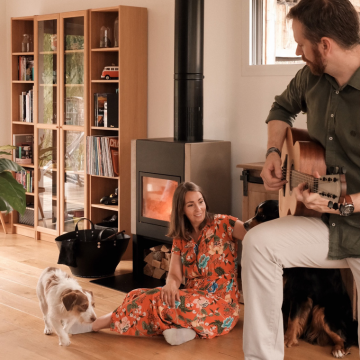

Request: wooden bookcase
left=10, top=7, right=147, bottom=257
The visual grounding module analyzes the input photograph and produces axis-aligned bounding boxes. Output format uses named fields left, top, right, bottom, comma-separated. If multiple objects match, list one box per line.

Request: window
left=251, top=0, right=360, bottom=65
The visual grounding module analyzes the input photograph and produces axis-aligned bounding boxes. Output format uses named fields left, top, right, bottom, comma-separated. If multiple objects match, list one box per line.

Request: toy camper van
left=101, top=66, right=119, bottom=80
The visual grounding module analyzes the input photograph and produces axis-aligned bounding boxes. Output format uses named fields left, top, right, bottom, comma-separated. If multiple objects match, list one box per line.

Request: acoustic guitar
left=279, top=127, right=347, bottom=218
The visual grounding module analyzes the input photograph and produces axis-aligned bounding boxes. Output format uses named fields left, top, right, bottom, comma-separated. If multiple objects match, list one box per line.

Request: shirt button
left=332, top=223, right=336, bottom=227
left=331, top=114, right=334, bottom=117
left=329, top=137, right=333, bottom=140
left=335, top=91, right=339, bottom=94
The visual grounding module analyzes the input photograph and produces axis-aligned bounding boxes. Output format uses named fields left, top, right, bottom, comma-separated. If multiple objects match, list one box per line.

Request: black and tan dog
left=244, top=200, right=358, bottom=358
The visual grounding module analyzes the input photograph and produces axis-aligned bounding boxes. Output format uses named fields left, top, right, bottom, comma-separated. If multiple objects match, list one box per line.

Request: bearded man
left=241, top=0, right=360, bottom=359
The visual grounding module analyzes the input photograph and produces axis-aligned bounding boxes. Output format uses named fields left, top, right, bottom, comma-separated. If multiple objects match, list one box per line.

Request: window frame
left=241, top=0, right=303, bottom=76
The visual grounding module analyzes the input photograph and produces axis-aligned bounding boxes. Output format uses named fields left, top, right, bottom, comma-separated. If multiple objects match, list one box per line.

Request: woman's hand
left=161, top=281, right=180, bottom=308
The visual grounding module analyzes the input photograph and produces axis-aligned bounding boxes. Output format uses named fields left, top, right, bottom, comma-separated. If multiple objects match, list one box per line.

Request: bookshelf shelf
left=25, top=192, right=35, bottom=195
left=39, top=84, right=57, bottom=87
left=17, top=164, right=35, bottom=168
left=12, top=52, right=35, bottom=56
left=91, top=80, right=118, bottom=83
left=39, top=51, right=57, bottom=55
left=91, top=47, right=119, bottom=52
left=91, top=126, right=119, bottom=130
left=91, top=203, right=118, bottom=211
left=90, top=174, right=119, bottom=179
left=12, top=121, right=34, bottom=125
left=13, top=223, right=34, bottom=230
left=39, top=167, right=57, bottom=171
left=65, top=84, right=84, bottom=87
left=65, top=49, right=84, bottom=54
left=12, top=81, right=35, bottom=84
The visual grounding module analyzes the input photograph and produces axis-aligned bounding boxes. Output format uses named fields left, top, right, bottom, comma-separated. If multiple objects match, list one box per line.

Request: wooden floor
left=0, top=231, right=358, bottom=360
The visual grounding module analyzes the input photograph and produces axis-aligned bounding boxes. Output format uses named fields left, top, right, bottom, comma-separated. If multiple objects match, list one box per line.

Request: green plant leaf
left=0, top=172, right=26, bottom=214
left=0, top=159, right=24, bottom=173
left=0, top=152, right=12, bottom=156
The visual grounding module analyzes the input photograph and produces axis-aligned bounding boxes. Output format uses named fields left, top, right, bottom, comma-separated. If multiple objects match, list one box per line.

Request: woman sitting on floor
left=70, top=181, right=247, bottom=345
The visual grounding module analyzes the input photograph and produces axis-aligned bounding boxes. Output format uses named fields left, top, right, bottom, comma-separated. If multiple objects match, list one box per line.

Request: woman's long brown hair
left=167, top=182, right=213, bottom=241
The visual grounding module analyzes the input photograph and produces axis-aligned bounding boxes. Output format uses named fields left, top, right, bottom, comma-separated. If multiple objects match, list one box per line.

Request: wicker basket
left=19, top=207, right=34, bottom=226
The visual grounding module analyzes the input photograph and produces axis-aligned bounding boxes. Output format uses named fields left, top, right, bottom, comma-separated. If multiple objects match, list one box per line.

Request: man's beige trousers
left=241, top=216, right=360, bottom=360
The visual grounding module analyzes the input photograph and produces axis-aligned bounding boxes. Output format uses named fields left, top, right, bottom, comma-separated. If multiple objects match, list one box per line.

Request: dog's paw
left=59, top=336, right=71, bottom=347
left=44, top=327, right=53, bottom=335
left=284, top=336, right=299, bottom=348
left=331, top=345, right=350, bottom=358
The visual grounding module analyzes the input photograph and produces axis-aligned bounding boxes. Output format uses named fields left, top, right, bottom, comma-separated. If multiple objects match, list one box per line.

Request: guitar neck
left=289, top=169, right=344, bottom=202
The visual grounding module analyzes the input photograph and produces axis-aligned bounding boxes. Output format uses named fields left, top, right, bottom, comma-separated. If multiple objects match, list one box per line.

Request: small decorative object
left=100, top=26, right=111, bottom=48
left=100, top=65, right=119, bottom=80
left=114, top=17, right=119, bottom=47
left=100, top=188, right=118, bottom=205
left=50, top=34, right=57, bottom=51
left=22, top=34, right=30, bottom=52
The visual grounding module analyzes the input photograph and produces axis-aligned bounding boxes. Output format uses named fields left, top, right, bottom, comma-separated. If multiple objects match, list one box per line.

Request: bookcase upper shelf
left=13, top=52, right=35, bottom=56
left=91, top=47, right=119, bottom=52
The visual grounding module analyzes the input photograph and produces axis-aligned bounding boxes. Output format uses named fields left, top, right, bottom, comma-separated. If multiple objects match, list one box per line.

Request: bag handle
left=98, top=228, right=126, bottom=241
left=75, top=217, right=95, bottom=233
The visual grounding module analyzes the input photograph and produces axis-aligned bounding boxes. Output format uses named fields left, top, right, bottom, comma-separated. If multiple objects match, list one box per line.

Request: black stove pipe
left=174, top=0, right=204, bottom=142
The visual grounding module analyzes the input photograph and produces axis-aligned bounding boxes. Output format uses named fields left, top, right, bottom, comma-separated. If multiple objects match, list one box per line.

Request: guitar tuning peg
left=333, top=166, right=339, bottom=174
left=340, top=167, right=347, bottom=174
left=332, top=194, right=337, bottom=199
left=328, top=166, right=335, bottom=174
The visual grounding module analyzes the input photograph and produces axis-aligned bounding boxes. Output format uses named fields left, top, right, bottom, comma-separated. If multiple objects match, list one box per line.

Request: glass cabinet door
left=60, top=12, right=87, bottom=234
left=38, top=19, right=58, bottom=124
left=63, top=16, right=85, bottom=126
left=37, top=128, right=58, bottom=230
left=63, top=130, right=85, bottom=232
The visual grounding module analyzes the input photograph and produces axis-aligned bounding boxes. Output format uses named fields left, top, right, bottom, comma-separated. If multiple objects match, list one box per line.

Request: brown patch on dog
left=61, top=289, right=89, bottom=312
left=46, top=267, right=58, bottom=273
left=306, top=306, right=331, bottom=346
left=83, top=289, right=95, bottom=307
left=45, top=274, right=60, bottom=293
left=284, top=297, right=313, bottom=347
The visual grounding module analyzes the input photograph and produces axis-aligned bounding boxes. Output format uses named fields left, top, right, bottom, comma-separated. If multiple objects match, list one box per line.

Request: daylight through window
left=251, top=0, right=360, bottom=65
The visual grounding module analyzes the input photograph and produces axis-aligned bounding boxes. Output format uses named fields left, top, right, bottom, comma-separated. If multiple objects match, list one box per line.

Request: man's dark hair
left=287, top=0, right=360, bottom=49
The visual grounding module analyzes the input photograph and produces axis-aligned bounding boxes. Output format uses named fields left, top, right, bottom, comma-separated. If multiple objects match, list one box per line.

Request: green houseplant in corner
left=0, top=145, right=26, bottom=214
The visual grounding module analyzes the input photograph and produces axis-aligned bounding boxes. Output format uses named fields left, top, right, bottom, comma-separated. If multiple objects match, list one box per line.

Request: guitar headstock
left=317, top=173, right=347, bottom=203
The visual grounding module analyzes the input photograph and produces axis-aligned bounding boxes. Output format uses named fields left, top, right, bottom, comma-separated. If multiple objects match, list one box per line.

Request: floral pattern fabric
left=110, top=214, right=240, bottom=339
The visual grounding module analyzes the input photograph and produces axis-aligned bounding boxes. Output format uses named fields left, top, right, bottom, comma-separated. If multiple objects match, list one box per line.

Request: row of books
left=19, top=89, right=34, bottom=122
left=86, top=136, right=119, bottom=177
left=15, top=170, right=34, bottom=193
left=13, top=134, right=34, bottom=165
left=94, top=93, right=118, bottom=128
left=18, top=56, right=34, bottom=81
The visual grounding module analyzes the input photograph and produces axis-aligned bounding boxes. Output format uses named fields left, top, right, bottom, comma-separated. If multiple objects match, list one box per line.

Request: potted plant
left=0, top=145, right=26, bottom=214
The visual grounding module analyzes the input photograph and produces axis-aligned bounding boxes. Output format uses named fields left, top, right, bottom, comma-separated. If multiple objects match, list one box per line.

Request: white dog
left=36, top=267, right=97, bottom=346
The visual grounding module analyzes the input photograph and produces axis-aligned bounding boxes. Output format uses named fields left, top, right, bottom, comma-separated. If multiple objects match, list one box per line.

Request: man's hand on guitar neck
left=260, top=152, right=287, bottom=191
left=294, top=171, right=340, bottom=214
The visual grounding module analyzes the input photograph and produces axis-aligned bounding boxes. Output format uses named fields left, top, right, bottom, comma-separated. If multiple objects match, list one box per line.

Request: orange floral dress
left=110, top=214, right=240, bottom=339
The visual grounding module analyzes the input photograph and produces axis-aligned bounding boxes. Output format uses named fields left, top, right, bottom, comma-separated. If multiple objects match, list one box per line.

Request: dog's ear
left=61, top=289, right=78, bottom=311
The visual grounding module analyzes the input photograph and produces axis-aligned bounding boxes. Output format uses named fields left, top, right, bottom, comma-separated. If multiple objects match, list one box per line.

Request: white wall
left=4, top=0, right=306, bottom=219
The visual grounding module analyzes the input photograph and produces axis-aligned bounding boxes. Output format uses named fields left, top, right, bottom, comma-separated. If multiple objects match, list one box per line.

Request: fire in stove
left=142, top=178, right=178, bottom=222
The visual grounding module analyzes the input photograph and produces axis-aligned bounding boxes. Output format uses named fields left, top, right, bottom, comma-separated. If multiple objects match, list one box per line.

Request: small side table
left=237, top=162, right=278, bottom=221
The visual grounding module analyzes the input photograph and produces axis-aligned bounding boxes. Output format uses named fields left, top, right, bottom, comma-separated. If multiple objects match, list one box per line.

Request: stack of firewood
left=143, top=245, right=172, bottom=279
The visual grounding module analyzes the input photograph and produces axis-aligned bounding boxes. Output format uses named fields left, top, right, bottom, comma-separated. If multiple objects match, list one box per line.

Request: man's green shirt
left=266, top=65, right=360, bottom=260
